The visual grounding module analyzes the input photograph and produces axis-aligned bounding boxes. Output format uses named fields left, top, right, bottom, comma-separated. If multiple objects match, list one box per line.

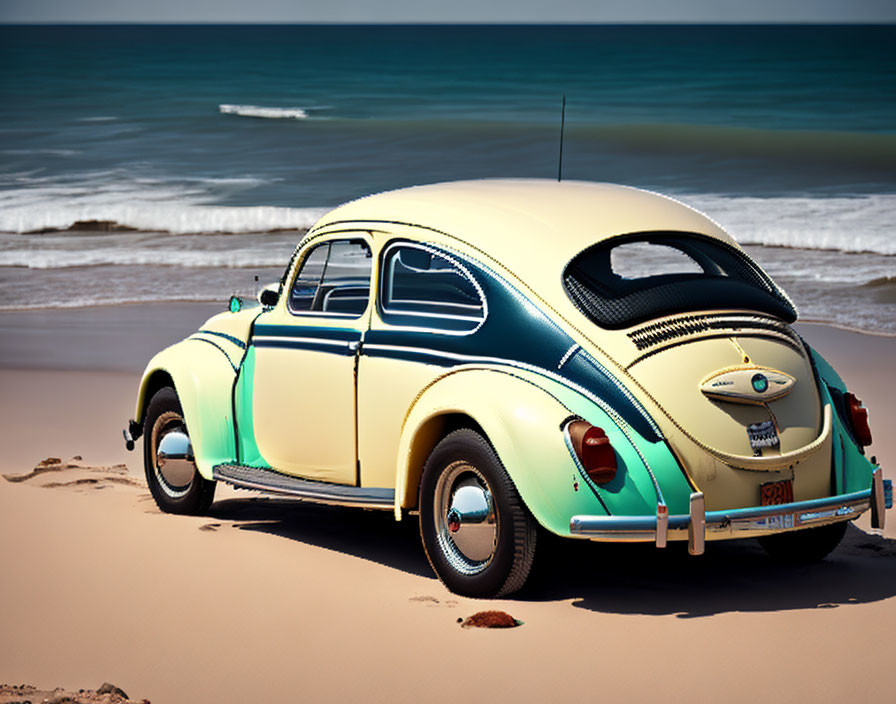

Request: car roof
left=310, top=179, right=734, bottom=297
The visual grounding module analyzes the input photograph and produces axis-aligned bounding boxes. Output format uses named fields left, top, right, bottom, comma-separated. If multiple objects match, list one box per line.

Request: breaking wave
left=683, top=193, right=896, bottom=256
left=0, top=170, right=327, bottom=234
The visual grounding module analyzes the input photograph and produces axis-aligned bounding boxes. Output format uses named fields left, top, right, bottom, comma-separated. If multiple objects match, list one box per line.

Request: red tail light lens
left=844, top=392, right=872, bottom=447
left=567, top=420, right=617, bottom=484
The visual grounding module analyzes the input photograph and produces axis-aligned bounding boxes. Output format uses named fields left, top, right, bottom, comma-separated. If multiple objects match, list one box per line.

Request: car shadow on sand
left=209, top=496, right=896, bottom=618
left=524, top=524, right=896, bottom=617
left=209, top=495, right=434, bottom=579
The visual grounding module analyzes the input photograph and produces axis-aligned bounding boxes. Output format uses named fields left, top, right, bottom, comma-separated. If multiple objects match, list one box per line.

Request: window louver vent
left=627, top=314, right=801, bottom=351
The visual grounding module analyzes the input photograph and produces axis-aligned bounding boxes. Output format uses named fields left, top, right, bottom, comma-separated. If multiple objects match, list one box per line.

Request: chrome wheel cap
left=151, top=410, right=195, bottom=499
left=157, top=430, right=195, bottom=489
left=434, top=462, right=498, bottom=575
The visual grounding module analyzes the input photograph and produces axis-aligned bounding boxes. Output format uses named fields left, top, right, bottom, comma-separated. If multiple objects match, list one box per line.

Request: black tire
left=758, top=521, right=847, bottom=563
left=418, top=429, right=537, bottom=598
left=143, top=386, right=216, bottom=515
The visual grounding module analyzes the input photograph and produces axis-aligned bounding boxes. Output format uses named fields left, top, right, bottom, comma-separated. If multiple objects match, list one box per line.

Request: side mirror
left=259, top=285, right=280, bottom=307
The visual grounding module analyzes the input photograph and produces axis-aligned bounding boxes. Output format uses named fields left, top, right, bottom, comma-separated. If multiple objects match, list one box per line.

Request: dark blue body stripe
left=253, top=337, right=356, bottom=356
left=198, top=329, right=247, bottom=349
left=254, top=324, right=360, bottom=342
left=246, top=243, right=661, bottom=443
left=363, top=345, right=455, bottom=367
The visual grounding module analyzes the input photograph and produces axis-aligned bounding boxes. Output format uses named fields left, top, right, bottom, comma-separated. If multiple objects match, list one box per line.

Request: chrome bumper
left=570, top=468, right=886, bottom=556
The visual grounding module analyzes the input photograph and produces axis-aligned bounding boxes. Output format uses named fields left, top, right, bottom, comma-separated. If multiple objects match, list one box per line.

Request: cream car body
left=126, top=179, right=889, bottom=597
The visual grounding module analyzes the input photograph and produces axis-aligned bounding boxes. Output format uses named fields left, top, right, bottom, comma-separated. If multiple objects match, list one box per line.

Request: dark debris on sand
left=459, top=610, right=522, bottom=628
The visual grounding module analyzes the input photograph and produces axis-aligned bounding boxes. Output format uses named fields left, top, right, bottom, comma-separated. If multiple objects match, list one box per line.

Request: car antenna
left=557, top=94, right=566, bottom=182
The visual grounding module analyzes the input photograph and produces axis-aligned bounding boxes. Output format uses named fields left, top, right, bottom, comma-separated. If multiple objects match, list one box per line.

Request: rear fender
left=395, top=368, right=684, bottom=536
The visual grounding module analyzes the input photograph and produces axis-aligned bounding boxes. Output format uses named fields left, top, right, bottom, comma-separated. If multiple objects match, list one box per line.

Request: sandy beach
left=1, top=303, right=894, bottom=703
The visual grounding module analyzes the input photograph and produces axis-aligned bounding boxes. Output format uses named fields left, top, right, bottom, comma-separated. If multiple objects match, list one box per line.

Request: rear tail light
left=844, top=392, right=873, bottom=447
left=566, top=420, right=617, bottom=484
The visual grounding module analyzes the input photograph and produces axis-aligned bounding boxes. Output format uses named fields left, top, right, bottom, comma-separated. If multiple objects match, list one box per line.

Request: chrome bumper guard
left=570, top=480, right=881, bottom=556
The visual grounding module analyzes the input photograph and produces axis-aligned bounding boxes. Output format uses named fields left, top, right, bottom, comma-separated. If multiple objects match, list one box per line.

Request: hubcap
left=157, top=430, right=195, bottom=489
left=434, top=462, right=498, bottom=575
left=151, top=411, right=195, bottom=498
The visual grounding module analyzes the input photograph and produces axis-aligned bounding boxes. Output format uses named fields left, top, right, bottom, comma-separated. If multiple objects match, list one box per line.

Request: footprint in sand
left=2, top=456, right=142, bottom=491
left=409, top=595, right=460, bottom=608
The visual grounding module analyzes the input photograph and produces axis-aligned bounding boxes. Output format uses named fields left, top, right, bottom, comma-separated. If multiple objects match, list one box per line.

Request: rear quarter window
left=379, top=244, right=485, bottom=333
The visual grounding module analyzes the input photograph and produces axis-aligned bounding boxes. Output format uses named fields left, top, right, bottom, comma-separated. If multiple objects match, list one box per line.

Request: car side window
left=288, top=243, right=329, bottom=313
left=380, top=244, right=484, bottom=331
left=288, top=239, right=372, bottom=316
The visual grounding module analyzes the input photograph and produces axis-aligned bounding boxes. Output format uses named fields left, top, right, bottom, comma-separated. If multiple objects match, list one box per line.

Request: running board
left=213, top=464, right=395, bottom=510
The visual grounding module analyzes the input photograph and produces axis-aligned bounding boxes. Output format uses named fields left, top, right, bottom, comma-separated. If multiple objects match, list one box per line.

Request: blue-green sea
left=0, top=25, right=894, bottom=331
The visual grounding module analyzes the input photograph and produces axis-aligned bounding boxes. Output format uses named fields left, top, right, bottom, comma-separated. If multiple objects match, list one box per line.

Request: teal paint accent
left=810, top=352, right=875, bottom=495
left=804, top=341, right=874, bottom=492
left=806, top=344, right=847, bottom=392
left=229, top=295, right=242, bottom=313
left=512, top=369, right=692, bottom=521
left=233, top=346, right=268, bottom=468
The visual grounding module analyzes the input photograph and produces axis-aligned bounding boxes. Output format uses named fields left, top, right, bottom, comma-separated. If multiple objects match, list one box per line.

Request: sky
left=2, top=0, right=895, bottom=23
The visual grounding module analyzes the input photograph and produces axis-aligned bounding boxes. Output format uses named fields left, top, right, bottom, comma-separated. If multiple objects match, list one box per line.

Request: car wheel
left=758, top=521, right=848, bottom=563
left=419, top=429, right=537, bottom=598
left=143, top=386, right=216, bottom=515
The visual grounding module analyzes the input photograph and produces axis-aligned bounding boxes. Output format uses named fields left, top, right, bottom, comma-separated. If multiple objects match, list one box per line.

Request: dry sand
left=0, top=306, right=894, bottom=703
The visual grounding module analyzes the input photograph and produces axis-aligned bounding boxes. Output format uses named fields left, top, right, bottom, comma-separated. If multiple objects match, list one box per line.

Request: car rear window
left=563, top=233, right=797, bottom=329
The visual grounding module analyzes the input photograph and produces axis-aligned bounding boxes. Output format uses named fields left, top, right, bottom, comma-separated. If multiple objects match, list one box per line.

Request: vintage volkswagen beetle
left=125, top=179, right=890, bottom=597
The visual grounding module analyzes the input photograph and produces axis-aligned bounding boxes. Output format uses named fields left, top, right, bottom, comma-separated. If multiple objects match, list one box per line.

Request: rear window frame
left=562, top=231, right=797, bottom=330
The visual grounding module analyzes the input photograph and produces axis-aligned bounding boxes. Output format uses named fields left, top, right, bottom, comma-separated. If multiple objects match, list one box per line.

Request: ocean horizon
left=1, top=24, right=893, bottom=332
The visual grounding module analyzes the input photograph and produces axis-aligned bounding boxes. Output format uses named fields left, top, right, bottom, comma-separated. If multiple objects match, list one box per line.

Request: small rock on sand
left=459, top=610, right=521, bottom=628
left=96, top=684, right=128, bottom=699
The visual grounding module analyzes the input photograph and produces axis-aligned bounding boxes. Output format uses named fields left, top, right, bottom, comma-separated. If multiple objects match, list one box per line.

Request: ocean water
left=0, top=24, right=894, bottom=332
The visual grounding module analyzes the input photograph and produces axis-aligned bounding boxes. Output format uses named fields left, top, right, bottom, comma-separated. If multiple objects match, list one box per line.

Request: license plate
left=747, top=420, right=779, bottom=455
left=760, top=479, right=793, bottom=506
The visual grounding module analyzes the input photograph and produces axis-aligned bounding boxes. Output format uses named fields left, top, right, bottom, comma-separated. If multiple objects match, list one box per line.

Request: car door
left=250, top=234, right=373, bottom=484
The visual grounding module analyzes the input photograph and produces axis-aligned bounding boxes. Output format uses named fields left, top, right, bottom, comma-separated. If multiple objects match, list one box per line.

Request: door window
left=288, top=239, right=372, bottom=316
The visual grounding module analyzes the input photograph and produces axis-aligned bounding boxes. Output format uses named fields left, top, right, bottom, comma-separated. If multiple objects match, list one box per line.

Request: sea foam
left=0, top=172, right=327, bottom=235
left=219, top=104, right=310, bottom=120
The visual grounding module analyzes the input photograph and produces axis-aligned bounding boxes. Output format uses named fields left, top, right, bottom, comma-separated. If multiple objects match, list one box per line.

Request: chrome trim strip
left=570, top=489, right=872, bottom=543
left=656, top=502, right=668, bottom=549
left=688, top=492, right=705, bottom=555
left=213, top=464, right=395, bottom=510
left=253, top=335, right=351, bottom=348
left=557, top=343, right=579, bottom=369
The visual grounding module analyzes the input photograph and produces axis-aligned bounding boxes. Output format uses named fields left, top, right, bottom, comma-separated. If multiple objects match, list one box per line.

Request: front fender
left=135, top=338, right=238, bottom=479
left=395, top=367, right=687, bottom=536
